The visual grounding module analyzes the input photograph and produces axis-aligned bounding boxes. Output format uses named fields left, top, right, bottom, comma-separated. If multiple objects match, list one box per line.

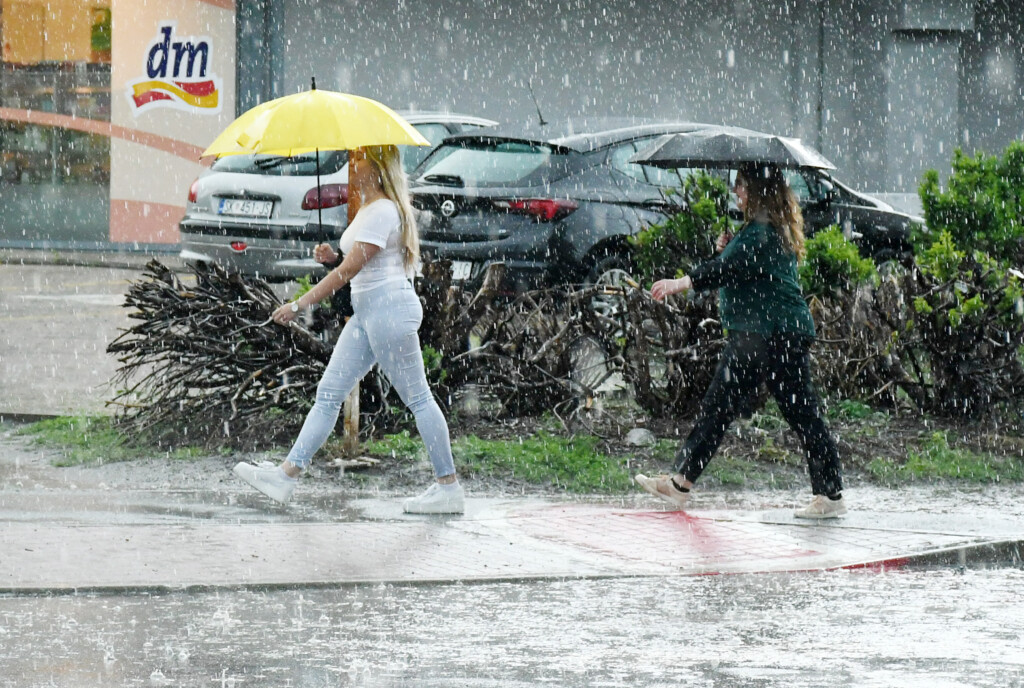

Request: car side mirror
left=817, top=179, right=836, bottom=205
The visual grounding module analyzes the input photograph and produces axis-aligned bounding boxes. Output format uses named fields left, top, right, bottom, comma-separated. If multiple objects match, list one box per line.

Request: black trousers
left=674, top=330, right=843, bottom=496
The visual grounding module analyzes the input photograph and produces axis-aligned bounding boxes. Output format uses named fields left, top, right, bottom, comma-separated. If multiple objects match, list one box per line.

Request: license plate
left=451, top=260, right=473, bottom=280
left=217, top=198, right=273, bottom=218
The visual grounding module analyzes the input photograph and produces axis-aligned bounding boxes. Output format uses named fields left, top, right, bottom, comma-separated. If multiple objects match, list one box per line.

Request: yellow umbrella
left=200, top=99, right=277, bottom=157
left=201, top=79, right=429, bottom=158
left=201, top=78, right=430, bottom=237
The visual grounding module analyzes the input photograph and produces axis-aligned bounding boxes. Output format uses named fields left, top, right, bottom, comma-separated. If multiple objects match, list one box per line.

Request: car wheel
left=567, top=335, right=615, bottom=397
left=585, top=251, right=634, bottom=321
left=584, top=251, right=633, bottom=287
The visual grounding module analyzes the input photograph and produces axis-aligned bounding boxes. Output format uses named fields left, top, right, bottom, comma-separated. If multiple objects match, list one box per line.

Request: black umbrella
left=629, top=130, right=836, bottom=170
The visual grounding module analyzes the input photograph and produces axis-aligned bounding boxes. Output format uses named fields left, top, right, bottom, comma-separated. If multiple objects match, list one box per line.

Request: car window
left=400, top=123, right=451, bottom=173
left=724, top=168, right=819, bottom=204
left=211, top=150, right=348, bottom=176
left=416, top=140, right=556, bottom=186
left=643, top=163, right=688, bottom=188
left=455, top=123, right=492, bottom=133
left=783, top=170, right=814, bottom=203
left=609, top=140, right=693, bottom=189
left=608, top=142, right=647, bottom=182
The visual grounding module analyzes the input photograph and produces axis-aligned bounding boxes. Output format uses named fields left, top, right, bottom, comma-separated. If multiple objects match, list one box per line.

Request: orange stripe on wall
left=197, top=0, right=235, bottom=8
left=0, top=108, right=207, bottom=161
left=110, top=200, right=184, bottom=244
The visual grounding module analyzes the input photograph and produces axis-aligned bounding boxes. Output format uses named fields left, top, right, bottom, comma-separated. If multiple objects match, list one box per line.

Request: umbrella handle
left=316, top=147, right=326, bottom=243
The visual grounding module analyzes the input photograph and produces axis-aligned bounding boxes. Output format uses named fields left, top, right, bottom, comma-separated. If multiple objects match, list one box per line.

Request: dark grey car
left=410, top=122, right=922, bottom=293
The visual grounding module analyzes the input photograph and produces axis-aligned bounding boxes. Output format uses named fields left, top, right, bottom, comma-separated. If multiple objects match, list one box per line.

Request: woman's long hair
left=363, top=144, right=419, bottom=271
left=737, top=163, right=806, bottom=259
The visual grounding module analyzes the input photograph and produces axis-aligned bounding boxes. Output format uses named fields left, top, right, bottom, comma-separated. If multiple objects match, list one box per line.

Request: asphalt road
left=0, top=259, right=294, bottom=418
left=0, top=262, right=133, bottom=417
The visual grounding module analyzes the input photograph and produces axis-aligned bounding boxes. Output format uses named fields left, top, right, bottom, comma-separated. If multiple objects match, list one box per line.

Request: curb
left=0, top=248, right=185, bottom=272
left=0, top=413, right=61, bottom=425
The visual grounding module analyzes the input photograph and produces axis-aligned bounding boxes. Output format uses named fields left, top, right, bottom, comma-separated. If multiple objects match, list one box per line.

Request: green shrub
left=799, top=227, right=877, bottom=298
left=918, top=141, right=1024, bottom=263
left=630, top=171, right=732, bottom=285
left=914, top=230, right=1024, bottom=331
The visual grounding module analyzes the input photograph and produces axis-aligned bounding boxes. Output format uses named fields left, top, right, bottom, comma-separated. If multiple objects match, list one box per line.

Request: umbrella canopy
left=629, top=130, right=836, bottom=170
left=201, top=85, right=430, bottom=158
left=201, top=81, right=430, bottom=240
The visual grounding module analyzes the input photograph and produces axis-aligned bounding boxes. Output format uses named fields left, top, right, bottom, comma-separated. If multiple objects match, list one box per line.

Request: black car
left=410, top=122, right=922, bottom=292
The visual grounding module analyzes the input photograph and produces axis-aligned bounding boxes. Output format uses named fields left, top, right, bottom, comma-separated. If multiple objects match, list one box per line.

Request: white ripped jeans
left=285, top=279, right=455, bottom=478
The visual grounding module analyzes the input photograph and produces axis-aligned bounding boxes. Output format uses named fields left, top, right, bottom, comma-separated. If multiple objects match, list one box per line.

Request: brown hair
left=736, top=163, right=805, bottom=259
left=362, top=144, right=419, bottom=271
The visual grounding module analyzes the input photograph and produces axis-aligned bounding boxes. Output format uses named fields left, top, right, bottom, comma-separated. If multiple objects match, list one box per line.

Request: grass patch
left=868, top=430, right=1024, bottom=484
left=827, top=399, right=886, bottom=422
left=366, top=430, right=632, bottom=493
left=363, top=430, right=424, bottom=459
left=17, top=415, right=211, bottom=467
left=649, top=439, right=796, bottom=488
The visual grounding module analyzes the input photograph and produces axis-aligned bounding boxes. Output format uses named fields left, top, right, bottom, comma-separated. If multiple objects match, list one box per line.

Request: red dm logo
left=127, top=22, right=221, bottom=115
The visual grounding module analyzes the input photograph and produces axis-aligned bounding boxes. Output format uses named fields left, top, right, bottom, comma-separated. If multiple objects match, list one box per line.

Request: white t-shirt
left=338, top=198, right=413, bottom=294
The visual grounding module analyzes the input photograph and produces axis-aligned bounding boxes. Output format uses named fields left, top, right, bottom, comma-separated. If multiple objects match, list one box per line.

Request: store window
left=1, top=1, right=112, bottom=247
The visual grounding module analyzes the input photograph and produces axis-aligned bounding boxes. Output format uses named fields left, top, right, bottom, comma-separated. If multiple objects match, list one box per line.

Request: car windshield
left=210, top=150, right=348, bottom=176
left=416, top=140, right=557, bottom=187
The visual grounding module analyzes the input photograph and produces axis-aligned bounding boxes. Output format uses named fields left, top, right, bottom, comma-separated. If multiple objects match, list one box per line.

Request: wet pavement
left=3, top=258, right=1024, bottom=685
left=2, top=476, right=1024, bottom=687
left=3, top=494, right=1023, bottom=593
left=0, top=261, right=140, bottom=417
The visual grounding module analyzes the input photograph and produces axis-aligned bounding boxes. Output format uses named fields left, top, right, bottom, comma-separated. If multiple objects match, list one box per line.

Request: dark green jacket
left=689, top=220, right=815, bottom=337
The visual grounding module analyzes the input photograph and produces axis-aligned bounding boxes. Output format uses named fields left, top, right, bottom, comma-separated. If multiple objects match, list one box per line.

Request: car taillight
left=493, top=198, right=578, bottom=222
left=187, top=178, right=199, bottom=203
left=302, top=183, right=349, bottom=210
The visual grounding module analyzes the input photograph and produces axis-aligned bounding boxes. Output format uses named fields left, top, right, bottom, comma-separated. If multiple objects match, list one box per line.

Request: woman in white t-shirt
left=233, top=145, right=463, bottom=514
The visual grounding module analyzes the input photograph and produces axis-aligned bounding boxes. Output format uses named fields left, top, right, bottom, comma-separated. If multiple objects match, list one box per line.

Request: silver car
left=179, top=112, right=497, bottom=281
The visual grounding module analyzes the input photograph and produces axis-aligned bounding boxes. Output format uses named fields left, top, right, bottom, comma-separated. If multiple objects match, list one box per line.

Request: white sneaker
left=233, top=461, right=296, bottom=504
left=794, top=494, right=847, bottom=519
left=634, top=473, right=690, bottom=509
left=403, top=481, right=465, bottom=514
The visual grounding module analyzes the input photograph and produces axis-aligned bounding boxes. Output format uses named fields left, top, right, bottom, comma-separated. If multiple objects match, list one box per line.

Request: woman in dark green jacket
left=635, top=163, right=845, bottom=518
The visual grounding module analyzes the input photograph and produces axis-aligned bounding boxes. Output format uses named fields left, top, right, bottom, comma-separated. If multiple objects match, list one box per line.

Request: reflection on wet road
left=2, top=569, right=1022, bottom=687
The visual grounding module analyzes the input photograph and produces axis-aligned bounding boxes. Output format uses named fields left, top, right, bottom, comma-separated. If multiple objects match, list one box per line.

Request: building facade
left=1, top=0, right=1021, bottom=248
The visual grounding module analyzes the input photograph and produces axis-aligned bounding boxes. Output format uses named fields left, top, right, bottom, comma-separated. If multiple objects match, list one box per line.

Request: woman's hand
left=313, top=243, right=339, bottom=265
left=715, top=230, right=733, bottom=254
left=272, top=302, right=300, bottom=325
left=650, top=276, right=693, bottom=302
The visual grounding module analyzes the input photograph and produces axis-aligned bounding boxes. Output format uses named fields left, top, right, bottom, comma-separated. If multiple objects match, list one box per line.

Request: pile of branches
left=809, top=267, right=923, bottom=409
left=898, top=260, right=1024, bottom=418
left=808, top=260, right=1024, bottom=420
left=457, top=285, right=624, bottom=417
left=617, top=288, right=724, bottom=417
left=108, top=261, right=332, bottom=448
left=107, top=260, right=510, bottom=448
left=107, top=255, right=1024, bottom=451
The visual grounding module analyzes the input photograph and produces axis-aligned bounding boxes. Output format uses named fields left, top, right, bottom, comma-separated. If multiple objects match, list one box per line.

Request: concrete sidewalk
left=2, top=494, right=1021, bottom=593
left=2, top=255, right=1022, bottom=595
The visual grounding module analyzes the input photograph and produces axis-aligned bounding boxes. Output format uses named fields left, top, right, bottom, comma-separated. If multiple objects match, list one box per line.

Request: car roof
left=397, top=111, right=499, bottom=128
left=439, top=119, right=768, bottom=152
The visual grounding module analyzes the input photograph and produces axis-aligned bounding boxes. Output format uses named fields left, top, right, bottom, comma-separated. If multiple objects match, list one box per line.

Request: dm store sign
left=126, top=23, right=221, bottom=116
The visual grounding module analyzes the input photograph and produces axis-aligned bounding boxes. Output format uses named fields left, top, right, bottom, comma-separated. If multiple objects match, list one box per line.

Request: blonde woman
left=635, top=163, right=845, bottom=518
left=233, top=145, right=463, bottom=513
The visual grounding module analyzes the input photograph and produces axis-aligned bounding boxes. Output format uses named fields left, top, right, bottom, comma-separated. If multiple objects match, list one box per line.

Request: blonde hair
left=362, top=144, right=419, bottom=271
left=737, top=164, right=806, bottom=259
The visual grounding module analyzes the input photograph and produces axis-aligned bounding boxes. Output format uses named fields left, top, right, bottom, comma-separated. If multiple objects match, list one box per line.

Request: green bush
left=799, top=227, right=877, bottom=299
left=914, top=230, right=1024, bottom=331
left=629, top=171, right=732, bottom=286
left=918, top=141, right=1024, bottom=263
